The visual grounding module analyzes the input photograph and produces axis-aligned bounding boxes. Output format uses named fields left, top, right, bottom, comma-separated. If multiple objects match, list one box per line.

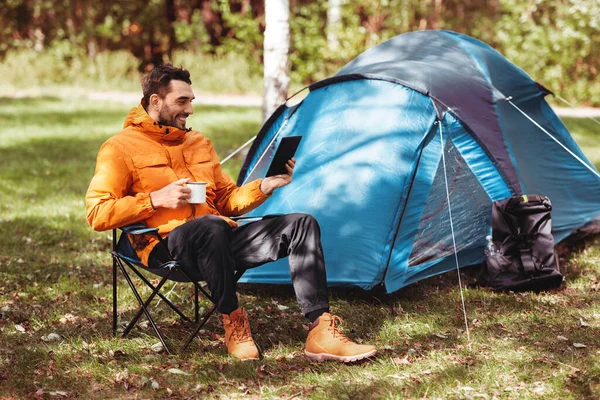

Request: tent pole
left=507, top=99, right=600, bottom=180
left=438, top=118, right=471, bottom=349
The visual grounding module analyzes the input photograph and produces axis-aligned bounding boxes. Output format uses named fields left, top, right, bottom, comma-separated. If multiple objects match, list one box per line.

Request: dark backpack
left=481, top=195, right=563, bottom=292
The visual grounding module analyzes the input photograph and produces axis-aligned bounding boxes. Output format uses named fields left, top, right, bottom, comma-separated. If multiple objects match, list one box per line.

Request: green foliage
left=214, top=0, right=264, bottom=69
left=0, top=0, right=598, bottom=104
left=494, top=0, right=600, bottom=105
left=173, top=9, right=212, bottom=52
left=289, top=2, right=330, bottom=84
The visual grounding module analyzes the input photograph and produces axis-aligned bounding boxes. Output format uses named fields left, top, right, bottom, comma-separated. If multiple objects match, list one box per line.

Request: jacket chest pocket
left=184, top=150, right=214, bottom=186
left=131, top=153, right=177, bottom=192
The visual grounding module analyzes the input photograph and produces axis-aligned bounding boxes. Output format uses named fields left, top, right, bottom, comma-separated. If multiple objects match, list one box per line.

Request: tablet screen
left=266, top=136, right=302, bottom=177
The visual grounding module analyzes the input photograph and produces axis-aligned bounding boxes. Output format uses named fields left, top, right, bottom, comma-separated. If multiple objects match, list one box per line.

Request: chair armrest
left=230, top=214, right=284, bottom=222
left=120, top=223, right=159, bottom=236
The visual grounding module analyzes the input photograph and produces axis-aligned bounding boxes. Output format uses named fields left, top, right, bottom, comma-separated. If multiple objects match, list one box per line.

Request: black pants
left=149, top=213, right=330, bottom=316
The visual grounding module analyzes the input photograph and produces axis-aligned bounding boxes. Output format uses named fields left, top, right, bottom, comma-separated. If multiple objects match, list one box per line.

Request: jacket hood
left=123, top=104, right=189, bottom=141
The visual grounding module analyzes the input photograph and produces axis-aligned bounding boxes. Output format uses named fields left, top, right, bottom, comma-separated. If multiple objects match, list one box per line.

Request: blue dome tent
left=236, top=30, right=600, bottom=293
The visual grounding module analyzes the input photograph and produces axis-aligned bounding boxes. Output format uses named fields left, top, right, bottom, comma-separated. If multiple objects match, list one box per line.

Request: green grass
left=1, top=97, right=600, bottom=399
left=0, top=49, right=264, bottom=97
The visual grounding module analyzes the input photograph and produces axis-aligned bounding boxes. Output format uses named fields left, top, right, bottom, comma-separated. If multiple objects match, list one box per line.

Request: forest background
left=0, top=0, right=598, bottom=106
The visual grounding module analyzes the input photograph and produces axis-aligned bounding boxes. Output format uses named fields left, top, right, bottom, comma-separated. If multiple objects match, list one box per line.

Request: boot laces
left=231, top=316, right=253, bottom=344
left=328, top=315, right=352, bottom=343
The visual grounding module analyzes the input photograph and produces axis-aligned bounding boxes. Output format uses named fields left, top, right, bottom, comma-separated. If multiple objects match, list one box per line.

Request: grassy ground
left=0, top=50, right=264, bottom=98
left=0, top=97, right=599, bottom=399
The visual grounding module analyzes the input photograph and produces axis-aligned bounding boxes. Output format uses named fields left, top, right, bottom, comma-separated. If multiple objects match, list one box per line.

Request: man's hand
left=260, top=158, right=295, bottom=196
left=149, top=178, right=192, bottom=209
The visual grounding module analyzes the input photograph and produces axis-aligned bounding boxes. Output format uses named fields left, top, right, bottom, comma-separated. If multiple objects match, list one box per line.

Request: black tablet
left=266, top=136, right=302, bottom=177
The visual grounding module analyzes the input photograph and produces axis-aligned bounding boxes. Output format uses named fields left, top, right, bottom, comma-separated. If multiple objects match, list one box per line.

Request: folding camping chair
left=110, top=222, right=245, bottom=354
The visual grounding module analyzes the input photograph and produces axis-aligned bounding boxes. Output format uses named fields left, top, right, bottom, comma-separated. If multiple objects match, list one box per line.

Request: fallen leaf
left=15, top=324, right=25, bottom=333
left=580, top=318, right=590, bottom=327
left=573, top=343, right=587, bottom=348
left=42, top=333, right=61, bottom=342
left=151, top=380, right=160, bottom=390
left=392, top=357, right=411, bottom=365
left=276, top=304, right=289, bottom=311
left=387, top=374, right=406, bottom=380
left=151, top=342, right=163, bottom=353
left=115, top=369, right=129, bottom=382
left=59, top=313, right=77, bottom=324
left=557, top=335, right=568, bottom=341
left=167, top=368, right=190, bottom=375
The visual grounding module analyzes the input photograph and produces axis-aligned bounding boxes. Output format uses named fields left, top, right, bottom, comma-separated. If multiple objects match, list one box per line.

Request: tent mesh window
left=408, top=139, right=491, bottom=267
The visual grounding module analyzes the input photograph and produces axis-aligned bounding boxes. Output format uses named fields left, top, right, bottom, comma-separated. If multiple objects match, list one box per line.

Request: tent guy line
left=438, top=119, right=472, bottom=348
left=556, top=96, right=600, bottom=126
left=507, top=98, right=600, bottom=180
left=220, top=135, right=257, bottom=165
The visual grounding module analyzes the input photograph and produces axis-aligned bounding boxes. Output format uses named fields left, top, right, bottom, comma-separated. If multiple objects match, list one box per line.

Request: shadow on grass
left=0, top=337, right=101, bottom=397
left=0, top=136, right=109, bottom=205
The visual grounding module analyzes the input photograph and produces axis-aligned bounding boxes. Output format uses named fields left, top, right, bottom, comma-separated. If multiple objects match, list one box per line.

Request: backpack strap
left=520, top=248, right=537, bottom=275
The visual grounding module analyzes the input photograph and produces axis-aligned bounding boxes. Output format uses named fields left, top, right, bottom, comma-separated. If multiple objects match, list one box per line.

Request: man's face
left=156, top=80, right=195, bottom=130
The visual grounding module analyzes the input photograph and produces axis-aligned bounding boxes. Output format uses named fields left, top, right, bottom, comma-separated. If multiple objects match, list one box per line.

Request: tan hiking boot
left=222, top=308, right=259, bottom=361
left=304, top=313, right=377, bottom=363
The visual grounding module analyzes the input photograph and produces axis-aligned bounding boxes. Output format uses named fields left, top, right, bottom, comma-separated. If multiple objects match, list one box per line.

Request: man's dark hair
left=141, top=63, right=192, bottom=110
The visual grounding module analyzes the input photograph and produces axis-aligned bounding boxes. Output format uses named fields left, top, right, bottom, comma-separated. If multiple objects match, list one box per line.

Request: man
left=86, top=63, right=376, bottom=362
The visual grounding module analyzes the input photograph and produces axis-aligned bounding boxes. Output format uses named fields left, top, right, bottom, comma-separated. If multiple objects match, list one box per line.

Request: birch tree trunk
left=327, top=0, right=342, bottom=51
left=263, top=0, right=290, bottom=121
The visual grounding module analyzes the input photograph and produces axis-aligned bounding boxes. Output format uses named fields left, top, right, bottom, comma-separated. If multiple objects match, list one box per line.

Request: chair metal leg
left=112, top=257, right=118, bottom=336
left=115, top=257, right=172, bottom=354
left=121, top=272, right=171, bottom=338
left=180, top=304, right=217, bottom=353
left=179, top=270, right=246, bottom=352
left=112, top=230, right=118, bottom=336
left=126, top=264, right=192, bottom=323
left=194, top=284, right=199, bottom=323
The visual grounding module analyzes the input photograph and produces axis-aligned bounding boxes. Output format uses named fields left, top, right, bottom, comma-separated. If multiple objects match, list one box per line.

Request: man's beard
left=158, top=105, right=188, bottom=130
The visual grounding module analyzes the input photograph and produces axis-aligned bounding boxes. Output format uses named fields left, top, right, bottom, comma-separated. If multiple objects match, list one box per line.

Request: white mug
left=187, top=182, right=207, bottom=204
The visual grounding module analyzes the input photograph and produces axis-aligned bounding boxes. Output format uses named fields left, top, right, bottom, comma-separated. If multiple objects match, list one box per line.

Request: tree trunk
left=327, top=0, right=342, bottom=51
left=164, top=0, right=177, bottom=59
left=263, top=0, right=290, bottom=121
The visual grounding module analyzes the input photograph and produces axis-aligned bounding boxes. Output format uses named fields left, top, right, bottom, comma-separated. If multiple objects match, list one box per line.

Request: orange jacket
left=86, top=105, right=269, bottom=265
